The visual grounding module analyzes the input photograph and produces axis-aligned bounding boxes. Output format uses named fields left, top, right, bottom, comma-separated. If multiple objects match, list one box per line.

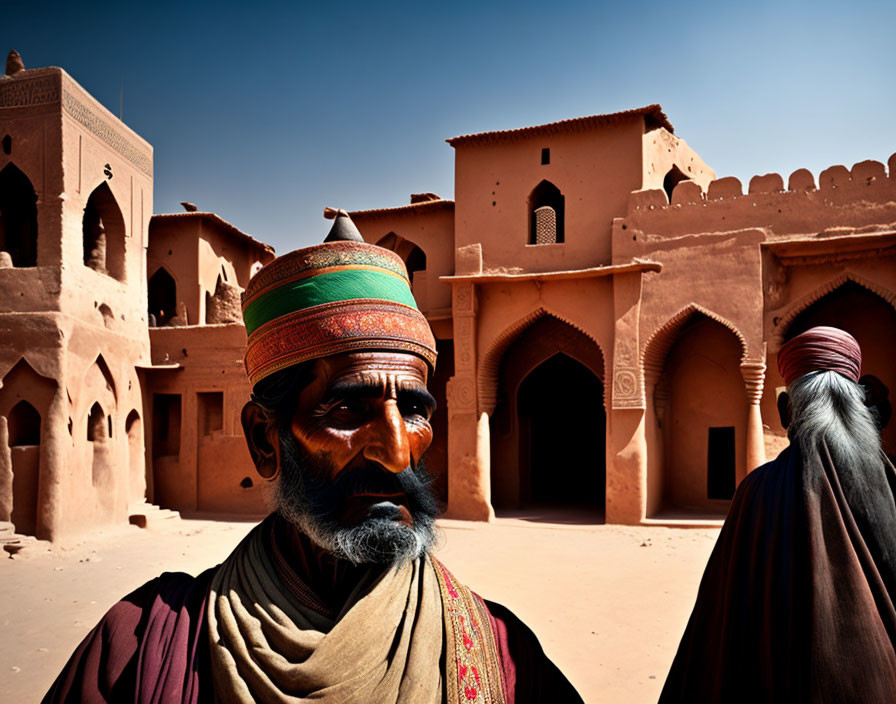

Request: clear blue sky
left=5, top=0, right=894, bottom=253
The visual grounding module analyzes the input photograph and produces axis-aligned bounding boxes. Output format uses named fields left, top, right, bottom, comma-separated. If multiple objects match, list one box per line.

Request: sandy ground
left=0, top=511, right=719, bottom=704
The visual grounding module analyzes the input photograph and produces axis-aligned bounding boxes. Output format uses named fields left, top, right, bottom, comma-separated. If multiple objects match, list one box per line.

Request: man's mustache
left=312, top=461, right=432, bottom=508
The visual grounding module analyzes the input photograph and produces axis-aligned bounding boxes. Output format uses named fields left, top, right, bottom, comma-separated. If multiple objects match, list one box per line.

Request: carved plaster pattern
left=770, top=272, right=896, bottom=350
left=62, top=91, right=153, bottom=177
left=446, top=375, right=477, bottom=415
left=453, top=315, right=476, bottom=372
left=0, top=75, right=59, bottom=107
left=453, top=284, right=474, bottom=313
left=612, top=337, right=643, bottom=409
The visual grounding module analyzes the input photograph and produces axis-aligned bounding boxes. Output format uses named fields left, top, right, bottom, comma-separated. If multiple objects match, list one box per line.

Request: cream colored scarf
left=207, top=522, right=506, bottom=704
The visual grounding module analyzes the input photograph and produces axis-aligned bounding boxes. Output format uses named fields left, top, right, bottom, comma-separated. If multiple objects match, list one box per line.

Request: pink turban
left=778, top=326, right=861, bottom=386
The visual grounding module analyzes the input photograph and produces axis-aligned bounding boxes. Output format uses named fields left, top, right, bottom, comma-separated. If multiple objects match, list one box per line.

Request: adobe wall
left=147, top=324, right=267, bottom=516
left=453, top=118, right=646, bottom=272
left=0, top=68, right=66, bottom=310
left=605, top=153, right=896, bottom=521
left=617, top=152, right=896, bottom=369
left=0, top=67, right=152, bottom=541
left=0, top=313, right=148, bottom=540
left=641, top=127, right=714, bottom=193
left=147, top=219, right=201, bottom=325
left=353, top=203, right=455, bottom=318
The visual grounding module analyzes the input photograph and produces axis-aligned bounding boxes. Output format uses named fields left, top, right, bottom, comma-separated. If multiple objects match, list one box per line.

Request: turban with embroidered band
left=777, top=325, right=861, bottom=386
left=242, top=211, right=437, bottom=387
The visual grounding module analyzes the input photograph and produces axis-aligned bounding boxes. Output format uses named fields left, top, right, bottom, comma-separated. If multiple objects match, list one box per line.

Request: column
left=0, top=416, right=12, bottom=523
left=445, top=281, right=493, bottom=521
left=36, top=382, right=66, bottom=541
left=740, top=359, right=767, bottom=475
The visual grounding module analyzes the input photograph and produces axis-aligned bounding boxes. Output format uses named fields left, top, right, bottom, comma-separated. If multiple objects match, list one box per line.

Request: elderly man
left=660, top=326, right=896, bottom=703
left=44, top=213, right=582, bottom=704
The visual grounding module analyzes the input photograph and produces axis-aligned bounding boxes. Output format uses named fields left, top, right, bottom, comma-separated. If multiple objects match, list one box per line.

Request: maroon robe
left=43, top=518, right=582, bottom=704
left=660, top=444, right=896, bottom=703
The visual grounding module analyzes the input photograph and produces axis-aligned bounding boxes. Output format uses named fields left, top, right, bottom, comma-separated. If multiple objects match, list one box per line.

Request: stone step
left=128, top=502, right=181, bottom=529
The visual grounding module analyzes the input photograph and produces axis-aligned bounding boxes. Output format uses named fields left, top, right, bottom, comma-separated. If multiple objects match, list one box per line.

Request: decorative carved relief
left=453, top=313, right=476, bottom=372
left=612, top=337, right=644, bottom=409
left=0, top=75, right=59, bottom=107
left=446, top=375, right=477, bottom=415
left=62, top=91, right=153, bottom=177
left=453, top=283, right=474, bottom=313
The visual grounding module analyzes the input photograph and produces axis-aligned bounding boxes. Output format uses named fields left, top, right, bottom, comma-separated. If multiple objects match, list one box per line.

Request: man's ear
left=241, top=401, right=281, bottom=480
left=777, top=391, right=792, bottom=430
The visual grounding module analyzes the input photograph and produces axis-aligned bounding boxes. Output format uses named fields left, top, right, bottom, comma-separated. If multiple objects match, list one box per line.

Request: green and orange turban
left=241, top=212, right=437, bottom=386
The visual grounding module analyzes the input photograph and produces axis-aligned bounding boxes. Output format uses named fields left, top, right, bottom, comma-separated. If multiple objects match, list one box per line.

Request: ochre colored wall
left=454, top=118, right=646, bottom=272
left=147, top=324, right=267, bottom=516
left=661, top=318, right=746, bottom=512
left=354, top=204, right=455, bottom=316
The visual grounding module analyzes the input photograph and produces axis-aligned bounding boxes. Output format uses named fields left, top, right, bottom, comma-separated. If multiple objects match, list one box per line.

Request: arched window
left=83, top=183, right=126, bottom=281
left=376, top=232, right=427, bottom=284
left=663, top=165, right=688, bottom=203
left=0, top=163, right=38, bottom=266
left=8, top=400, right=41, bottom=446
left=148, top=268, right=177, bottom=326
left=528, top=180, right=564, bottom=244
left=87, top=402, right=107, bottom=442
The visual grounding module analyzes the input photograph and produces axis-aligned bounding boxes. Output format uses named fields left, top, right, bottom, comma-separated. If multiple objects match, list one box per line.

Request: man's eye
left=330, top=400, right=365, bottom=418
left=400, top=400, right=430, bottom=419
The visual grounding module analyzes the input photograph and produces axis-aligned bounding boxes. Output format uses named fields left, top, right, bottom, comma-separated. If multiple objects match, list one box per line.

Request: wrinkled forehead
left=308, top=351, right=430, bottom=398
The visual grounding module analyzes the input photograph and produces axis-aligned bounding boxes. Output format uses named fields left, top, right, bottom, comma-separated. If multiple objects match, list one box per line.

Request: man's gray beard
left=272, top=428, right=437, bottom=566
left=788, top=370, right=884, bottom=475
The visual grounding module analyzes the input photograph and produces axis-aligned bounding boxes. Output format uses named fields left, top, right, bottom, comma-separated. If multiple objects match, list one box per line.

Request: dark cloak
left=660, top=443, right=896, bottom=703
left=42, top=523, right=582, bottom=704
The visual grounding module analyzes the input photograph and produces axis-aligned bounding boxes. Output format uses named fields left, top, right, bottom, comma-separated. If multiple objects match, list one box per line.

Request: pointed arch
left=487, top=316, right=606, bottom=512
left=83, top=181, right=126, bottom=281
left=90, top=354, right=118, bottom=403
left=643, top=305, right=749, bottom=516
left=0, top=162, right=38, bottom=266
left=376, top=232, right=427, bottom=282
left=479, top=307, right=605, bottom=415
left=771, top=272, right=896, bottom=350
left=87, top=402, right=106, bottom=442
left=662, top=165, right=688, bottom=203
left=0, top=359, right=55, bottom=538
left=0, top=358, right=56, bottom=417
left=528, top=180, right=565, bottom=244
left=642, top=303, right=748, bottom=380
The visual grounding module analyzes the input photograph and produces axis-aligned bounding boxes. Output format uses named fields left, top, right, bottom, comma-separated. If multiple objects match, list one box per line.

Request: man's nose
left=361, top=401, right=410, bottom=474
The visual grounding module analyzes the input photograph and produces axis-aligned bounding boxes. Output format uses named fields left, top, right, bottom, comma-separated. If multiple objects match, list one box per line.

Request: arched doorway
left=7, top=400, right=41, bottom=535
left=148, top=268, right=177, bottom=326
left=489, top=314, right=605, bottom=515
left=646, top=314, right=746, bottom=515
left=0, top=358, right=56, bottom=537
left=125, top=410, right=145, bottom=503
left=83, top=182, right=126, bottom=280
left=0, top=162, right=38, bottom=266
left=783, top=280, right=896, bottom=455
left=518, top=354, right=605, bottom=508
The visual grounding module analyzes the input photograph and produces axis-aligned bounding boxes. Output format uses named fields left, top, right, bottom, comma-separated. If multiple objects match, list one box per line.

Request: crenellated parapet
left=623, top=154, right=896, bottom=242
